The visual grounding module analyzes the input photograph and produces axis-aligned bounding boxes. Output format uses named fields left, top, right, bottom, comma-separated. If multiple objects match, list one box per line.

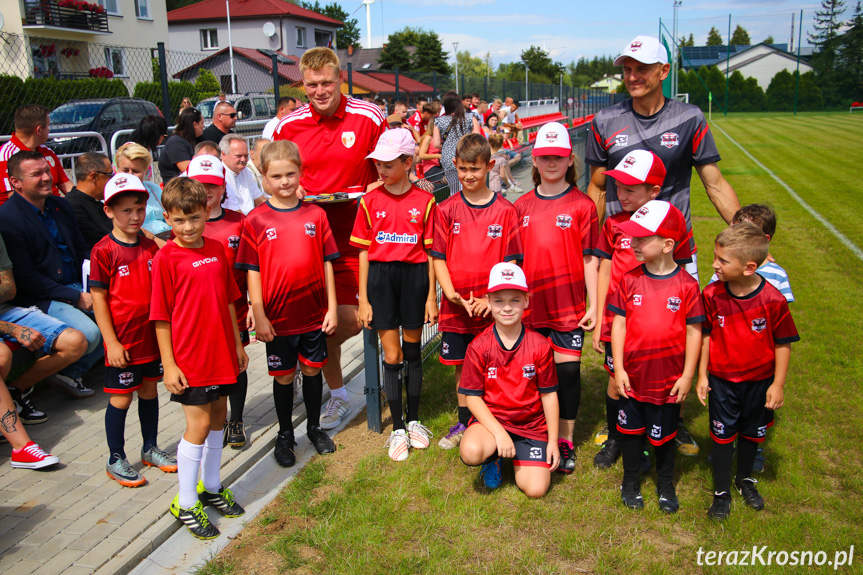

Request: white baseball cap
left=616, top=200, right=687, bottom=242
left=532, top=122, right=572, bottom=157
left=187, top=155, right=225, bottom=185
left=488, top=262, right=529, bottom=293
left=104, top=173, right=148, bottom=205
left=604, top=149, right=667, bottom=186
left=614, top=35, right=669, bottom=66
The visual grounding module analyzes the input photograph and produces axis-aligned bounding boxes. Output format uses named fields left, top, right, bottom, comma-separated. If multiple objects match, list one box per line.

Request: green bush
left=0, top=76, right=25, bottom=135
left=195, top=69, right=220, bottom=101
left=133, top=80, right=198, bottom=120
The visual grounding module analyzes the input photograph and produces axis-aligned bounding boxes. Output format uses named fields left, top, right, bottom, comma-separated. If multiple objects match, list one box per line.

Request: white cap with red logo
left=532, top=122, right=572, bottom=157
left=487, top=262, right=529, bottom=293
left=613, top=35, right=669, bottom=66
left=604, top=149, right=667, bottom=186
left=104, top=173, right=148, bottom=204
left=187, top=155, right=225, bottom=185
left=615, top=200, right=687, bottom=242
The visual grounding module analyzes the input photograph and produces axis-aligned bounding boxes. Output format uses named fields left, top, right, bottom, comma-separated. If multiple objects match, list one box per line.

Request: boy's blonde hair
left=715, top=222, right=769, bottom=266
left=531, top=153, right=581, bottom=188
left=488, top=133, right=504, bottom=150
left=162, top=178, right=207, bottom=215
left=300, top=47, right=340, bottom=78
left=454, top=133, right=491, bottom=164
left=261, top=140, right=302, bottom=174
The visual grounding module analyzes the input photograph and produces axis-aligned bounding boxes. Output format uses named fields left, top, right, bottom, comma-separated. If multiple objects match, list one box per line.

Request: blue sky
left=332, top=0, right=825, bottom=66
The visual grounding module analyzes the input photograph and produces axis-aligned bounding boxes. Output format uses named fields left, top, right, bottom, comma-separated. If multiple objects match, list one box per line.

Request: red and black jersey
left=349, top=185, right=434, bottom=263
left=702, top=278, right=799, bottom=382
left=150, top=238, right=241, bottom=387
left=0, top=135, right=69, bottom=203
left=205, top=209, right=248, bottom=332
left=514, top=186, right=599, bottom=330
left=89, top=233, right=160, bottom=365
left=431, top=192, right=523, bottom=334
left=236, top=201, right=339, bottom=335
left=596, top=211, right=693, bottom=342
left=607, top=265, right=704, bottom=405
left=459, top=325, right=558, bottom=441
left=406, top=110, right=427, bottom=138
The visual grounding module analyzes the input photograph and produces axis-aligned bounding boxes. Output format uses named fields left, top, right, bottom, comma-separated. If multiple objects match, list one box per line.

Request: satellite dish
left=262, top=22, right=276, bottom=38
left=0, top=12, right=6, bottom=32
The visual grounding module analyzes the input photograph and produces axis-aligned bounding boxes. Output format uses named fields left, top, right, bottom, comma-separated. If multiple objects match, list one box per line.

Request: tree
left=300, top=2, right=360, bottom=49
left=808, top=0, right=847, bottom=105
left=520, top=46, right=563, bottom=84
left=195, top=69, right=220, bottom=100
left=727, top=70, right=765, bottom=111
left=837, top=1, right=863, bottom=101
left=765, top=69, right=823, bottom=110
left=764, top=35, right=775, bottom=44
left=730, top=24, right=751, bottom=45
left=679, top=34, right=695, bottom=47
left=707, top=27, right=724, bottom=46
left=377, top=33, right=412, bottom=70
left=410, top=30, right=451, bottom=74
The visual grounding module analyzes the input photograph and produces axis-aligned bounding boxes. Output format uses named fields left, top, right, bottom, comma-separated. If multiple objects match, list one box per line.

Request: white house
left=589, top=74, right=622, bottom=93
left=722, top=43, right=813, bottom=89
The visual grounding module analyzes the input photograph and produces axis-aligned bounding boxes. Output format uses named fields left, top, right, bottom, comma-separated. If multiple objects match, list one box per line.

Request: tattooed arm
left=0, top=270, right=16, bottom=304
left=0, top=321, right=46, bottom=353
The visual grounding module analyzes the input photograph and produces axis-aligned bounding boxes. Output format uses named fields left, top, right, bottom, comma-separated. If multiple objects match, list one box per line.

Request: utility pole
left=453, top=42, right=459, bottom=93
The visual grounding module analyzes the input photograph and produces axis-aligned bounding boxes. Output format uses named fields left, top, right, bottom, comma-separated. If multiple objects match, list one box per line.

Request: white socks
left=330, top=386, right=348, bottom=403
left=201, top=429, right=223, bottom=494
left=177, top=438, right=203, bottom=508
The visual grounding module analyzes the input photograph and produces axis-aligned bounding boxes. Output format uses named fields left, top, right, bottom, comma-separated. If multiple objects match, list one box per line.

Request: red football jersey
left=0, top=135, right=69, bottom=204
left=596, top=211, right=693, bottom=342
left=431, top=193, right=524, bottom=334
left=607, top=266, right=704, bottom=405
left=150, top=238, right=241, bottom=387
left=406, top=110, right=427, bottom=138
left=514, top=186, right=599, bottom=330
left=205, top=209, right=248, bottom=332
left=459, top=325, right=558, bottom=440
left=236, top=201, right=339, bottom=335
left=703, top=278, right=799, bottom=382
left=89, top=233, right=160, bottom=365
left=274, top=95, right=386, bottom=259
left=349, top=186, right=434, bottom=264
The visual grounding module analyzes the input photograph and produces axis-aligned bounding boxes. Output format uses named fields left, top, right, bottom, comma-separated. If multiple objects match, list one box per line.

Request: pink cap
left=487, top=262, right=529, bottom=293
left=614, top=35, right=669, bottom=66
left=366, top=128, right=417, bottom=161
left=187, top=155, right=225, bottom=185
left=604, top=149, right=666, bottom=186
left=615, top=200, right=687, bottom=242
left=532, top=122, right=571, bottom=157
left=104, top=173, right=147, bottom=204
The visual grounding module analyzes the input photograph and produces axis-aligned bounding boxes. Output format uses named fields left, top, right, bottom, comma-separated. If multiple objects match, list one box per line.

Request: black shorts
left=105, top=360, right=162, bottom=394
left=265, top=330, right=328, bottom=376
left=535, top=327, right=584, bottom=359
left=439, top=331, right=476, bottom=366
left=708, top=374, right=775, bottom=444
left=240, top=330, right=250, bottom=346
left=469, top=420, right=550, bottom=468
left=171, top=382, right=236, bottom=406
left=368, top=261, right=429, bottom=330
left=603, top=344, right=615, bottom=376
left=616, top=397, right=681, bottom=447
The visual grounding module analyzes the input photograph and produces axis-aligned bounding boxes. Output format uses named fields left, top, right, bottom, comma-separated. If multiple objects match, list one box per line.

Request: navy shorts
left=439, top=331, right=476, bottom=366
left=616, top=397, right=681, bottom=447
left=105, top=359, right=162, bottom=394
left=469, top=420, right=550, bottom=468
left=265, top=330, right=328, bottom=376
left=708, top=374, right=775, bottom=444
left=368, top=261, right=429, bottom=330
left=171, top=382, right=236, bottom=406
left=535, top=327, right=584, bottom=359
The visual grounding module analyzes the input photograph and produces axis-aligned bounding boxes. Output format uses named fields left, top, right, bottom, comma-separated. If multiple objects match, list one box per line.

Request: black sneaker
left=170, top=495, right=220, bottom=540
left=9, top=387, right=47, bottom=425
left=735, top=477, right=765, bottom=510
left=225, top=421, right=245, bottom=449
left=197, top=482, right=245, bottom=517
left=708, top=491, right=732, bottom=520
left=657, top=483, right=679, bottom=514
left=593, top=438, right=621, bottom=469
left=307, top=425, right=336, bottom=454
left=274, top=431, right=296, bottom=467
left=675, top=421, right=699, bottom=456
left=640, top=446, right=651, bottom=475
left=557, top=439, right=576, bottom=475
left=620, top=482, right=644, bottom=510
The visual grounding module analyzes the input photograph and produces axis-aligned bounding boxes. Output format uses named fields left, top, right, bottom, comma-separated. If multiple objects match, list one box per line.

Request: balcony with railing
left=23, top=0, right=111, bottom=34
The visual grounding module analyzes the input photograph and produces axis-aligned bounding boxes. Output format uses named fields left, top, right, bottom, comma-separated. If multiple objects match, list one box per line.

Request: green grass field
left=200, top=112, right=863, bottom=575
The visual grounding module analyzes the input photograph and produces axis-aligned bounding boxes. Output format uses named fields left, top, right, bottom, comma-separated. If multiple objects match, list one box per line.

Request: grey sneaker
left=141, top=446, right=178, bottom=473
left=48, top=374, right=95, bottom=399
left=106, top=455, right=146, bottom=487
left=320, top=396, right=349, bottom=430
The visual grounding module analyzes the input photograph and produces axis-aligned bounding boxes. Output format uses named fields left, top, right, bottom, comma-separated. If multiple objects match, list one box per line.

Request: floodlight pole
left=226, top=0, right=236, bottom=93
left=363, top=0, right=374, bottom=49
left=453, top=42, right=459, bottom=92
left=672, top=0, right=682, bottom=98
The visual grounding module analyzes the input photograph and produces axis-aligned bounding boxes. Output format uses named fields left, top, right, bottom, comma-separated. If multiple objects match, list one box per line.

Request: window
left=201, top=28, right=218, bottom=50
left=96, top=0, right=120, bottom=16
left=104, top=47, right=126, bottom=76
left=253, top=98, right=269, bottom=117
left=134, top=0, right=150, bottom=19
left=296, top=27, right=306, bottom=48
left=314, top=29, right=332, bottom=47
left=31, top=45, right=59, bottom=78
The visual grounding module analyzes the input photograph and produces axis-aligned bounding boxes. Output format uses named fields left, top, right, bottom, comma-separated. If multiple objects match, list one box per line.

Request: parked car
left=197, top=93, right=276, bottom=127
left=48, top=98, right=163, bottom=158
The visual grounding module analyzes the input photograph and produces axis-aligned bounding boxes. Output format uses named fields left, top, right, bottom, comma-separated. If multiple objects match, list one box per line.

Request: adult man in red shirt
left=274, top=47, right=386, bottom=424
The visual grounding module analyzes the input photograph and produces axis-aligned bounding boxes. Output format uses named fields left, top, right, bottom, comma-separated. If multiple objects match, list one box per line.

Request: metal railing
left=1, top=131, right=108, bottom=185
left=109, top=119, right=270, bottom=159
left=23, top=0, right=110, bottom=33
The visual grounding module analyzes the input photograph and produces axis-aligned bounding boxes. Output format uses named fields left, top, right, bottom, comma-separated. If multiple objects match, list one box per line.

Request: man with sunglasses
left=64, top=152, right=115, bottom=249
left=201, top=102, right=237, bottom=145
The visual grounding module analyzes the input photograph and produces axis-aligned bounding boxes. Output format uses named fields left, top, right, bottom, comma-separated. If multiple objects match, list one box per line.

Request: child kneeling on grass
left=458, top=262, right=560, bottom=498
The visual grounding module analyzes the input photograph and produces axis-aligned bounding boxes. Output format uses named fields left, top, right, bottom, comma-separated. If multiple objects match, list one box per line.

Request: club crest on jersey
left=453, top=222, right=461, bottom=234
left=751, top=317, right=767, bottom=333
left=304, top=222, right=316, bottom=237
left=620, top=237, right=632, bottom=249
left=408, top=207, right=421, bottom=223
left=147, top=259, right=153, bottom=271
left=618, top=410, right=627, bottom=425
left=487, top=367, right=498, bottom=379
left=666, top=297, right=681, bottom=312
left=266, top=227, right=277, bottom=241
left=228, top=235, right=240, bottom=249
left=633, top=294, right=643, bottom=306
left=118, top=372, right=134, bottom=386
left=522, top=364, right=536, bottom=379
left=650, top=424, right=661, bottom=439
left=717, top=315, right=725, bottom=328
left=522, top=215, right=529, bottom=228
left=501, top=269, right=515, bottom=281
left=118, top=265, right=129, bottom=277
left=712, top=420, right=725, bottom=435
left=660, top=132, right=680, bottom=148
left=615, top=134, right=629, bottom=147
left=341, top=131, right=356, bottom=148
left=267, top=355, right=282, bottom=369
left=487, top=224, right=502, bottom=239
left=529, top=447, right=543, bottom=460
left=623, top=155, right=637, bottom=167
left=556, top=214, right=572, bottom=229
left=46, top=155, right=56, bottom=168
left=442, top=342, right=450, bottom=356
left=376, top=211, right=386, bottom=219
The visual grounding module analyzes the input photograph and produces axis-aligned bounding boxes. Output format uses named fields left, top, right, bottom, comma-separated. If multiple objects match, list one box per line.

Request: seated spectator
left=195, top=141, right=221, bottom=158
left=462, top=94, right=483, bottom=123
left=483, top=113, right=504, bottom=137
left=201, top=102, right=237, bottom=145
left=158, top=108, right=203, bottom=182
left=220, top=135, right=264, bottom=215
left=114, top=142, right=171, bottom=236
left=503, top=100, right=524, bottom=140
left=0, top=104, right=72, bottom=205
left=477, top=100, right=489, bottom=119
left=263, top=97, right=297, bottom=141
left=0, top=151, right=103, bottom=401
left=374, top=98, right=389, bottom=115
left=406, top=102, right=435, bottom=143
left=484, top=99, right=503, bottom=123
left=64, top=152, right=114, bottom=249
left=488, top=133, right=522, bottom=194
left=248, top=137, right=270, bottom=194
left=470, top=92, right=481, bottom=111
left=386, top=114, right=404, bottom=129
left=131, top=115, right=169, bottom=184
left=394, top=101, right=408, bottom=123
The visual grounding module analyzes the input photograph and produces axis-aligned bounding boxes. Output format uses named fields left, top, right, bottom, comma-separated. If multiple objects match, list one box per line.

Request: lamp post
left=226, top=0, right=236, bottom=93
left=453, top=42, right=459, bottom=93
left=672, top=0, right=682, bottom=98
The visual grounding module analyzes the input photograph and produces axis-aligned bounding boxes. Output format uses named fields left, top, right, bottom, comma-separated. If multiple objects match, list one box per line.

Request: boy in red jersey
left=607, top=200, right=703, bottom=513
left=459, top=262, right=560, bottom=497
left=151, top=178, right=248, bottom=539
left=432, top=133, right=523, bottom=450
left=590, top=150, right=692, bottom=469
left=697, top=223, right=798, bottom=520
left=350, top=128, right=437, bottom=462
left=514, top=122, right=599, bottom=474
left=236, top=140, right=339, bottom=467
left=188, top=155, right=253, bottom=449
left=90, top=174, right=175, bottom=488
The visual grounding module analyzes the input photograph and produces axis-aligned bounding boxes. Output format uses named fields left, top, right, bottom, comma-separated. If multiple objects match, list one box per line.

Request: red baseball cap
left=616, top=200, right=687, bottom=242
left=604, top=149, right=666, bottom=186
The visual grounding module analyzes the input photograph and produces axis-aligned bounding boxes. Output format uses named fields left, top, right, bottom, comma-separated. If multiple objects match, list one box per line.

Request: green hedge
left=133, top=80, right=198, bottom=121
